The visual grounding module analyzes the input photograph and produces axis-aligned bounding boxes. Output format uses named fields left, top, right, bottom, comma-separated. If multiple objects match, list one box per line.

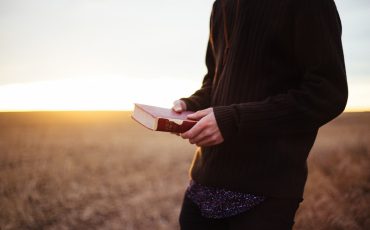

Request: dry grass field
left=0, top=111, right=369, bottom=230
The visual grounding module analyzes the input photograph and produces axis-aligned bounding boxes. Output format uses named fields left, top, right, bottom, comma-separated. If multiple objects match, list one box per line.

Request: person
left=172, top=0, right=348, bottom=229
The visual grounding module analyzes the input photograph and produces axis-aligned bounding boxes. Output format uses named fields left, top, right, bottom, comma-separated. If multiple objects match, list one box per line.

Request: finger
left=196, top=139, right=214, bottom=147
left=196, top=135, right=220, bottom=147
left=173, top=105, right=183, bottom=113
left=190, top=129, right=212, bottom=144
left=172, top=102, right=183, bottom=112
left=187, top=111, right=204, bottom=120
left=172, top=100, right=186, bottom=113
left=181, top=120, right=206, bottom=139
left=187, top=108, right=211, bottom=120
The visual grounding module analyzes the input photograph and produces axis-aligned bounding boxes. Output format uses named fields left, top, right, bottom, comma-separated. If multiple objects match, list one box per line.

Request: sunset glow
left=0, top=77, right=200, bottom=111
left=0, top=0, right=369, bottom=112
left=0, top=77, right=368, bottom=112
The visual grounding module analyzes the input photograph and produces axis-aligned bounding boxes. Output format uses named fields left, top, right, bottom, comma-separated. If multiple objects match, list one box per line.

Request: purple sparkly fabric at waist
left=185, top=180, right=266, bottom=219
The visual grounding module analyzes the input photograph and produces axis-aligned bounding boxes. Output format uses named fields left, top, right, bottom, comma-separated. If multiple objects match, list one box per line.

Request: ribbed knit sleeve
left=180, top=4, right=216, bottom=112
left=213, top=0, right=348, bottom=139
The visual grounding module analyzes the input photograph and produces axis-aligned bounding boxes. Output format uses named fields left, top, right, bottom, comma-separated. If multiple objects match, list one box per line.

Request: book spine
left=157, top=118, right=196, bottom=133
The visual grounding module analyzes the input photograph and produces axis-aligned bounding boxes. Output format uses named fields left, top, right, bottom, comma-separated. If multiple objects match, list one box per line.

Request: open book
left=131, top=103, right=197, bottom=133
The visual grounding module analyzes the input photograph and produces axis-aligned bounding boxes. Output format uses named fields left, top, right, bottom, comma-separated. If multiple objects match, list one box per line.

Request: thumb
left=172, top=100, right=186, bottom=112
left=173, top=104, right=183, bottom=112
left=187, top=109, right=211, bottom=120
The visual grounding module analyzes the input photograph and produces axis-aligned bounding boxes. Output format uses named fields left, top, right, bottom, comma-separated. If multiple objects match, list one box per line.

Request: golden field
left=0, top=111, right=369, bottom=230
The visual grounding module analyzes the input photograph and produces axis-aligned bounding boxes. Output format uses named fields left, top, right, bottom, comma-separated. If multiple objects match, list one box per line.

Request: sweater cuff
left=213, top=106, right=238, bottom=140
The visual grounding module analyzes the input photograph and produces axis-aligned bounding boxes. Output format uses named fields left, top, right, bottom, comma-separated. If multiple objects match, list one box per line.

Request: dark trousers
left=179, top=193, right=303, bottom=230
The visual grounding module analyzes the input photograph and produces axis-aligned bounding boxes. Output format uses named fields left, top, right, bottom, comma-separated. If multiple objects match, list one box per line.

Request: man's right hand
left=172, top=100, right=187, bottom=113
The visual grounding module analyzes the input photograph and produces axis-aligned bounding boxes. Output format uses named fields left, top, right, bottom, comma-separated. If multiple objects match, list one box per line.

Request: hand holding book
left=132, top=101, right=224, bottom=147
left=180, top=108, right=224, bottom=147
left=172, top=100, right=224, bottom=147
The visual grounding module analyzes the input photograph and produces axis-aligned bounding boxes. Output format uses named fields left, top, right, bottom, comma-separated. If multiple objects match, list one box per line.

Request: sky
left=0, top=0, right=369, bottom=111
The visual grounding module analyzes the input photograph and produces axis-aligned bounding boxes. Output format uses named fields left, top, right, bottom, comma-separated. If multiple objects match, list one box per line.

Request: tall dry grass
left=0, top=112, right=369, bottom=229
left=295, top=112, right=370, bottom=230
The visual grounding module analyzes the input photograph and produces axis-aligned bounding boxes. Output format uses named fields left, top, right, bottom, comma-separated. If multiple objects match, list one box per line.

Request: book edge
left=134, top=103, right=194, bottom=120
left=134, top=103, right=156, bottom=119
left=131, top=115, right=155, bottom=131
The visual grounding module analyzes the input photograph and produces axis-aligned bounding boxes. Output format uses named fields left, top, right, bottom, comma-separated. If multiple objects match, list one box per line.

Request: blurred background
left=0, top=0, right=369, bottom=229
left=0, top=0, right=369, bottom=111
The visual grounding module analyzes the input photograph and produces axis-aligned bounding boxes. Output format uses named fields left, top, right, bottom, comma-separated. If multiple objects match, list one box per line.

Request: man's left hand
left=181, top=108, right=224, bottom=147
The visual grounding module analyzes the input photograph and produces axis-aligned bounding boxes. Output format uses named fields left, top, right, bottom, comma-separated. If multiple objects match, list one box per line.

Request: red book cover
left=131, top=103, right=197, bottom=133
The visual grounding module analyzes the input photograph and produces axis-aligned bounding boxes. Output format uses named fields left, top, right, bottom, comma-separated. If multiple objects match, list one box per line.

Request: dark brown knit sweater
left=180, top=0, right=348, bottom=199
